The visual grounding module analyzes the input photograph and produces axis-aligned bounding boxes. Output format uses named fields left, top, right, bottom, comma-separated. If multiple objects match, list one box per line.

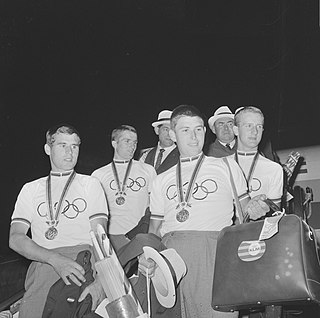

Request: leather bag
left=211, top=214, right=320, bottom=312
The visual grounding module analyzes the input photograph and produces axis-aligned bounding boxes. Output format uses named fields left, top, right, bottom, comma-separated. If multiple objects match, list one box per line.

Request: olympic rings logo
left=109, top=177, right=146, bottom=192
left=166, top=179, right=218, bottom=201
left=249, top=178, right=262, bottom=193
left=37, top=198, right=87, bottom=219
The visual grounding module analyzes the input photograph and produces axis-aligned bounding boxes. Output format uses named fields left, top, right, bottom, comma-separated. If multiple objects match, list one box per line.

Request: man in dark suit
left=140, top=110, right=179, bottom=174
left=207, top=105, right=237, bottom=158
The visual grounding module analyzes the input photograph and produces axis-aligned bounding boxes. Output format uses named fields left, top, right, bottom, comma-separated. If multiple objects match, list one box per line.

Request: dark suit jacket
left=207, top=139, right=237, bottom=158
left=144, top=146, right=180, bottom=174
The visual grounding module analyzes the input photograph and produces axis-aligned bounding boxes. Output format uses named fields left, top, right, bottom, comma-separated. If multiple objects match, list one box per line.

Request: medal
left=112, top=160, right=132, bottom=206
left=235, top=151, right=259, bottom=194
left=176, top=153, right=205, bottom=223
left=176, top=209, right=190, bottom=222
left=45, top=226, right=58, bottom=240
left=45, top=171, right=76, bottom=240
left=116, top=196, right=126, bottom=205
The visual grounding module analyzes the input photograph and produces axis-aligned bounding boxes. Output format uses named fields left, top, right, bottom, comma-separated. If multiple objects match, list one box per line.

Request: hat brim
left=143, top=246, right=176, bottom=308
left=151, top=119, right=171, bottom=128
left=208, top=114, right=234, bottom=129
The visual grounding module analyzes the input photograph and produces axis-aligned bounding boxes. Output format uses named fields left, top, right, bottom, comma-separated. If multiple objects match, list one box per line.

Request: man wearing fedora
left=207, top=105, right=237, bottom=158
left=92, top=125, right=156, bottom=252
left=140, top=104, right=270, bottom=318
left=140, top=110, right=179, bottom=174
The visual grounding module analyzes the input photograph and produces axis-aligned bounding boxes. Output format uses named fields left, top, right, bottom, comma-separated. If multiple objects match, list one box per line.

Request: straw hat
left=143, top=246, right=187, bottom=308
left=208, top=106, right=234, bottom=129
left=151, top=110, right=172, bottom=127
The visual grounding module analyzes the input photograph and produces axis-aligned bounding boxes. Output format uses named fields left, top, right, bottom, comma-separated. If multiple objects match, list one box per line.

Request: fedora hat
left=143, top=246, right=187, bottom=308
left=151, top=110, right=172, bottom=127
left=208, top=106, right=234, bottom=129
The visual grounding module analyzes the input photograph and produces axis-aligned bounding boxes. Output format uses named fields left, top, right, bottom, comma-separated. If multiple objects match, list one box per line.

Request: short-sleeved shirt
left=232, top=152, right=283, bottom=205
left=11, top=172, right=109, bottom=249
left=92, top=160, right=156, bottom=235
left=150, top=155, right=248, bottom=237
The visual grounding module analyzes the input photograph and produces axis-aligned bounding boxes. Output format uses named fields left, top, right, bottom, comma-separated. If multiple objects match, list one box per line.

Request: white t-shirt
left=150, top=155, right=248, bottom=236
left=92, top=160, right=156, bottom=234
left=232, top=152, right=283, bottom=204
left=11, top=173, right=109, bottom=249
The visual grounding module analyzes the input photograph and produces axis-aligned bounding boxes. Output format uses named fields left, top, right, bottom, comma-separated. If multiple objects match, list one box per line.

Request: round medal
left=176, top=209, right=189, bottom=223
left=116, top=196, right=125, bottom=205
left=45, top=226, right=58, bottom=240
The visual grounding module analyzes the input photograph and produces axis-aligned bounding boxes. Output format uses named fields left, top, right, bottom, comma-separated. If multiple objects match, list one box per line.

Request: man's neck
left=158, top=142, right=174, bottom=149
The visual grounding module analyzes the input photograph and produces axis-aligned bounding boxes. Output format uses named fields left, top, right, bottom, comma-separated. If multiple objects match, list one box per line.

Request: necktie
left=226, top=143, right=232, bottom=150
left=155, top=148, right=165, bottom=170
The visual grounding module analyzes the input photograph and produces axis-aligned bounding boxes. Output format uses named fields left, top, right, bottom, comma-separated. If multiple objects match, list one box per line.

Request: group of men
left=9, top=104, right=284, bottom=318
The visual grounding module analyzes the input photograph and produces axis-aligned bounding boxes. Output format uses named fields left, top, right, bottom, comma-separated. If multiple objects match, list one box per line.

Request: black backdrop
left=1, top=0, right=319, bottom=253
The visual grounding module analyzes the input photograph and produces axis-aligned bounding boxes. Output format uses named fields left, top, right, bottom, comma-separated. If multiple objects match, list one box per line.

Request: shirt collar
left=180, top=152, right=203, bottom=163
left=113, top=159, right=130, bottom=164
left=237, top=150, right=258, bottom=156
left=50, top=170, right=74, bottom=177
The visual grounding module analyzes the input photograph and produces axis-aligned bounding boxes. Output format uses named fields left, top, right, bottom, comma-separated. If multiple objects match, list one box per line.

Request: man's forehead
left=215, top=117, right=234, bottom=124
left=53, top=132, right=80, bottom=143
left=119, top=130, right=137, bottom=140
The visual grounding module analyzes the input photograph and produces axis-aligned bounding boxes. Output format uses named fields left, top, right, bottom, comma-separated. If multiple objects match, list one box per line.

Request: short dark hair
left=46, top=124, right=81, bottom=146
left=111, top=125, right=137, bottom=141
left=171, top=104, right=206, bottom=129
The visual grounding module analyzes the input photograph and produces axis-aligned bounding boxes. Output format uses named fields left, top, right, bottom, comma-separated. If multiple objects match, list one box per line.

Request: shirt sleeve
left=86, top=177, right=109, bottom=222
left=149, top=175, right=165, bottom=222
left=11, top=183, right=35, bottom=227
left=266, top=164, right=284, bottom=204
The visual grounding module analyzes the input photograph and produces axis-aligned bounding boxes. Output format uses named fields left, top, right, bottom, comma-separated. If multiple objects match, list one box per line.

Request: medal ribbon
left=46, top=170, right=76, bottom=226
left=235, top=151, right=259, bottom=192
left=176, top=153, right=205, bottom=209
left=111, top=159, right=133, bottom=197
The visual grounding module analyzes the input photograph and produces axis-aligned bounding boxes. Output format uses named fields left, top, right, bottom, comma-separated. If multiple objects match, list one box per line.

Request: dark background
left=1, top=0, right=319, bottom=254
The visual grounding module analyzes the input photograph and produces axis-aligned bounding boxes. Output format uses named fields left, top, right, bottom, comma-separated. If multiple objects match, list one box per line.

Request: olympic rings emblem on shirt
left=37, top=198, right=87, bottom=219
left=61, top=198, right=87, bottom=219
left=110, top=177, right=146, bottom=192
left=249, top=178, right=262, bottom=193
left=166, top=179, right=218, bottom=201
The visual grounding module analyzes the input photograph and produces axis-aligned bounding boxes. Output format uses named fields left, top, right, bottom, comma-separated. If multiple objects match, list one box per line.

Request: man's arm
left=148, top=219, right=162, bottom=237
left=9, top=222, right=86, bottom=286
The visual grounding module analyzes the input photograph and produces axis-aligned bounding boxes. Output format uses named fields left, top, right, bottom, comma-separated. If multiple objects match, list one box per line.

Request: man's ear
left=210, top=125, right=215, bottom=134
left=154, top=126, right=160, bottom=136
left=44, top=144, right=51, bottom=156
left=233, top=125, right=239, bottom=137
left=169, top=129, right=176, bottom=142
left=111, top=140, right=117, bottom=150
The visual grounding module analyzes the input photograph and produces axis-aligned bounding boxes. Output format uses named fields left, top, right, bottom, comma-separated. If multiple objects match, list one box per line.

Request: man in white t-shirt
left=9, top=124, right=109, bottom=318
left=92, top=125, right=156, bottom=252
left=140, top=105, right=270, bottom=318
left=232, top=106, right=283, bottom=207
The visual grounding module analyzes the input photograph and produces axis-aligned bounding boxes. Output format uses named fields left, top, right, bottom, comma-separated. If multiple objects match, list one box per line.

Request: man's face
left=170, top=116, right=206, bottom=158
left=45, top=133, right=80, bottom=172
left=112, top=130, right=138, bottom=160
left=156, top=123, right=174, bottom=148
left=212, top=117, right=235, bottom=143
left=234, top=112, right=264, bottom=152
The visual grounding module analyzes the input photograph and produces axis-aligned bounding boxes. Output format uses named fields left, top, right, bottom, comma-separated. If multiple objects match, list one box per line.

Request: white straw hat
left=208, top=106, right=234, bottom=129
left=143, top=246, right=187, bottom=308
left=151, top=110, right=172, bottom=127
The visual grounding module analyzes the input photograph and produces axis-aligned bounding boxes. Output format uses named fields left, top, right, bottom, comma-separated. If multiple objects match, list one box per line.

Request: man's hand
left=48, top=253, right=86, bottom=286
left=244, top=194, right=270, bottom=220
left=78, top=278, right=106, bottom=311
left=138, top=253, right=157, bottom=278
